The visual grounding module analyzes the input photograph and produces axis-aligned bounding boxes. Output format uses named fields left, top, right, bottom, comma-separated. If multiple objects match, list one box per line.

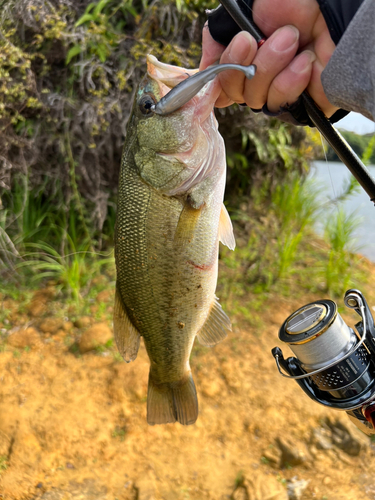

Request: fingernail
left=227, top=32, right=255, bottom=63
left=290, top=50, right=316, bottom=73
left=269, top=25, right=299, bottom=52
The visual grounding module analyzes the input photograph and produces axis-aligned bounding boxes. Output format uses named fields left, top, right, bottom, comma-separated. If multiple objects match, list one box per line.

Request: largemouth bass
left=114, top=55, right=235, bottom=426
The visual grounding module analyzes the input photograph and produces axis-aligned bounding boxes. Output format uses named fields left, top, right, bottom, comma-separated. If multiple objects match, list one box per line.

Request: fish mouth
left=147, top=55, right=198, bottom=92
left=146, top=55, right=221, bottom=121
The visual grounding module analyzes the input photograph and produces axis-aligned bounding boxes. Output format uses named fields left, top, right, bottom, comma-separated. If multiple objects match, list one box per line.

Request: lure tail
left=147, top=371, right=198, bottom=425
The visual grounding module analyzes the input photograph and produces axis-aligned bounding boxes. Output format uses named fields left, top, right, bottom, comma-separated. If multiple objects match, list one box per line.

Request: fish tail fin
left=147, top=371, right=198, bottom=426
left=172, top=372, right=198, bottom=425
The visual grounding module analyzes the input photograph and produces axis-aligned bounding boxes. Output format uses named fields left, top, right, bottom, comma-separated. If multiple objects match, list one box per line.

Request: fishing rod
left=218, top=0, right=375, bottom=204
left=217, top=0, right=375, bottom=436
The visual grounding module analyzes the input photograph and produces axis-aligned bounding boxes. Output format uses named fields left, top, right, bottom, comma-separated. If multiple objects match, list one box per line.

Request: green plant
left=272, top=176, right=320, bottom=278
left=17, top=237, right=114, bottom=301
left=0, top=455, right=8, bottom=473
left=112, top=426, right=126, bottom=441
left=323, top=208, right=361, bottom=296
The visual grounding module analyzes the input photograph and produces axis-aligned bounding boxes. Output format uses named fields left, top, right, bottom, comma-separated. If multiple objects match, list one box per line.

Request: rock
left=27, top=300, right=47, bottom=317
left=287, top=477, right=310, bottom=500
left=326, top=419, right=368, bottom=456
left=26, top=288, right=55, bottom=317
left=310, top=419, right=369, bottom=457
left=7, top=327, right=42, bottom=349
left=231, top=486, right=247, bottom=500
left=275, top=436, right=311, bottom=467
left=310, top=426, right=333, bottom=451
left=231, top=474, right=288, bottom=500
left=262, top=445, right=282, bottom=468
left=39, top=318, right=64, bottom=335
left=74, top=316, right=91, bottom=329
left=78, top=322, right=113, bottom=353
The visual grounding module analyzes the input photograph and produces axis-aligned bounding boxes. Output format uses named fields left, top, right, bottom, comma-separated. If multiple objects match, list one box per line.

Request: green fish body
left=114, top=55, right=235, bottom=425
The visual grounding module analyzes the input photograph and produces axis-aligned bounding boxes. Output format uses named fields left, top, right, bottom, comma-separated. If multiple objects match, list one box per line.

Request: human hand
left=199, top=0, right=339, bottom=118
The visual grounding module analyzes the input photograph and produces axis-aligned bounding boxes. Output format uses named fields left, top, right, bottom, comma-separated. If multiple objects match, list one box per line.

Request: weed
left=323, top=208, right=361, bottom=296
left=112, top=351, right=123, bottom=362
left=0, top=455, right=8, bottom=473
left=234, top=470, right=245, bottom=487
left=271, top=175, right=320, bottom=279
left=111, top=426, right=126, bottom=441
left=17, top=238, right=114, bottom=301
left=276, top=474, right=287, bottom=487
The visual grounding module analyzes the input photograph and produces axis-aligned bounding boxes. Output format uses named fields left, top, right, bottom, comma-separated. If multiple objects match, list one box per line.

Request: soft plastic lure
left=151, top=63, right=256, bottom=115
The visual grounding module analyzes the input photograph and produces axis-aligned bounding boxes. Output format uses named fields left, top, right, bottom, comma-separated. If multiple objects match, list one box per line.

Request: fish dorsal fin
left=113, top=288, right=141, bottom=362
left=174, top=203, right=203, bottom=248
left=197, top=296, right=232, bottom=347
left=219, top=204, right=235, bottom=250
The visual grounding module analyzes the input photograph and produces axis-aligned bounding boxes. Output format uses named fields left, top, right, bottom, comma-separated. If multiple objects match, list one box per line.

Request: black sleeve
left=316, top=0, right=365, bottom=44
left=207, top=0, right=364, bottom=126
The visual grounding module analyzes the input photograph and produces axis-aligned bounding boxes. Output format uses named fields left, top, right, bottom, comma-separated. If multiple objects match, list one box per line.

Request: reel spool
left=272, top=290, right=375, bottom=435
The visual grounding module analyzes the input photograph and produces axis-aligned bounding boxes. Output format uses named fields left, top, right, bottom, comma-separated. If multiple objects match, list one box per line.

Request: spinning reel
left=272, top=290, right=375, bottom=435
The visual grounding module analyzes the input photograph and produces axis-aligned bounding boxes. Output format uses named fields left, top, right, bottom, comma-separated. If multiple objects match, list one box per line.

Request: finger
left=199, top=23, right=226, bottom=71
left=243, top=25, right=300, bottom=109
left=216, top=31, right=257, bottom=104
left=306, top=22, right=339, bottom=117
left=253, top=0, right=320, bottom=46
left=267, top=50, right=315, bottom=112
left=307, top=60, right=339, bottom=117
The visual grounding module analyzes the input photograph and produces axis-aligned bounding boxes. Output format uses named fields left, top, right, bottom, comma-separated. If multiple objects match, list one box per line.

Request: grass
left=323, top=208, right=362, bottom=296
left=15, top=234, right=114, bottom=302
left=0, top=455, right=7, bottom=473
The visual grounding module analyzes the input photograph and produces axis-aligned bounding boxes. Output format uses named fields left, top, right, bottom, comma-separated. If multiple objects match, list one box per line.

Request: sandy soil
left=1, top=265, right=375, bottom=500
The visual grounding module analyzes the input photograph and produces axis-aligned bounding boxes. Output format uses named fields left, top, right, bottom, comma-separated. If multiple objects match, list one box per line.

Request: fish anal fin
left=197, top=296, right=232, bottom=347
left=219, top=204, right=235, bottom=250
left=174, top=203, right=203, bottom=247
left=147, top=371, right=198, bottom=426
left=113, top=288, right=141, bottom=363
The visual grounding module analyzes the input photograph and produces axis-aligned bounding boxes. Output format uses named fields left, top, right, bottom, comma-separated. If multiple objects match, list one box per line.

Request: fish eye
left=139, top=95, right=155, bottom=116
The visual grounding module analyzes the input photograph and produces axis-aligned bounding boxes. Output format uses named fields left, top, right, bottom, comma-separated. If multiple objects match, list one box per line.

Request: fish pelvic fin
left=219, top=204, right=235, bottom=250
left=197, top=296, right=232, bottom=347
left=147, top=371, right=198, bottom=426
left=113, top=287, right=141, bottom=363
left=174, top=203, right=203, bottom=248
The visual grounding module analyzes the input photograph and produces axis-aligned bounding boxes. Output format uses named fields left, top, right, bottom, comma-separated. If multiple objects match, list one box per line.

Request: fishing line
left=318, top=130, right=337, bottom=202
left=235, top=0, right=280, bottom=34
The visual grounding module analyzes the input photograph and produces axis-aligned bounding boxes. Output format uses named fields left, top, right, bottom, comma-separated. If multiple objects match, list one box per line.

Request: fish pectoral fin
left=219, top=204, right=236, bottom=250
left=147, top=371, right=198, bottom=426
left=174, top=203, right=203, bottom=247
left=197, top=296, right=232, bottom=347
left=113, top=288, right=141, bottom=363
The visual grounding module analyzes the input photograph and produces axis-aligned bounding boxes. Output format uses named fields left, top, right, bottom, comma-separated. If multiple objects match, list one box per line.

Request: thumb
left=199, top=23, right=226, bottom=70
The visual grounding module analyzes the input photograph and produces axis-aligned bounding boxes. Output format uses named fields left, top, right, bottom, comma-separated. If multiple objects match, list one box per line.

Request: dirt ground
left=1, top=261, right=375, bottom=500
